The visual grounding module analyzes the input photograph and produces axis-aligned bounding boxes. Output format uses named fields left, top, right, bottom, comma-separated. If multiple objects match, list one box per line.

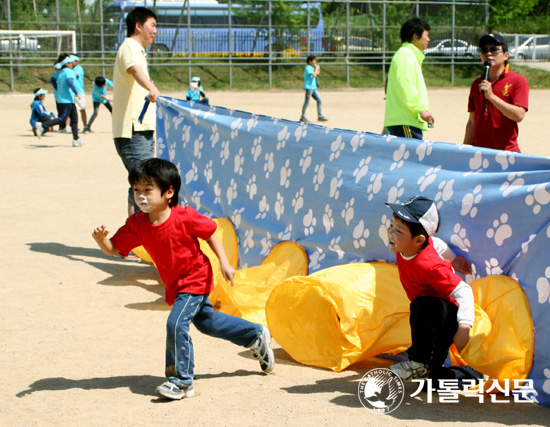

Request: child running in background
left=92, top=158, right=274, bottom=401
left=185, top=76, right=209, bottom=105
left=385, top=196, right=483, bottom=385
left=30, top=88, right=56, bottom=137
left=84, top=76, right=113, bottom=133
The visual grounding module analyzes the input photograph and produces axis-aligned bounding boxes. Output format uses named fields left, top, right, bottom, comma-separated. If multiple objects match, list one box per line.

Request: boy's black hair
left=306, top=54, right=316, bottom=63
left=94, top=76, right=106, bottom=86
left=126, top=7, right=157, bottom=38
left=400, top=17, right=431, bottom=43
left=129, top=158, right=181, bottom=208
left=55, top=53, right=69, bottom=65
left=33, top=88, right=41, bottom=94
left=392, top=212, right=431, bottom=250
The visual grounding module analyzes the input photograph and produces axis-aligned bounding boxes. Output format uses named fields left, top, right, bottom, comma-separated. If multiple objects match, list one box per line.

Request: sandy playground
left=2, top=87, right=550, bottom=426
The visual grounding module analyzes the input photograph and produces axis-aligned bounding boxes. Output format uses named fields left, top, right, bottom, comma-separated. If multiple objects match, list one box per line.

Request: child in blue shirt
left=84, top=76, right=113, bottom=133
left=30, top=88, right=56, bottom=137
left=299, top=55, right=328, bottom=123
left=185, top=76, right=209, bottom=105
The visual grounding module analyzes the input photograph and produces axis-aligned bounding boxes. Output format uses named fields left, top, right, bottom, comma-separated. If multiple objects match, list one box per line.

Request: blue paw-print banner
left=156, top=96, right=550, bottom=405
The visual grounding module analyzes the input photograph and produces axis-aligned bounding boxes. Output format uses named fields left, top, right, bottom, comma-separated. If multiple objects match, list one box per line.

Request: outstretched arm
left=92, top=225, right=118, bottom=256
left=206, top=234, right=235, bottom=286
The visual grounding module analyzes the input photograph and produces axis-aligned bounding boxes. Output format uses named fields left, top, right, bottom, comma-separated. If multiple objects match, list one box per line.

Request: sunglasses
left=479, top=46, right=503, bottom=54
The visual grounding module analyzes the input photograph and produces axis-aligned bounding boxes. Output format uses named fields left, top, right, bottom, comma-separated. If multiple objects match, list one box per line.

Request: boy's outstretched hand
left=452, top=255, right=473, bottom=276
left=453, top=323, right=471, bottom=353
left=92, top=225, right=118, bottom=256
left=220, top=262, right=235, bottom=287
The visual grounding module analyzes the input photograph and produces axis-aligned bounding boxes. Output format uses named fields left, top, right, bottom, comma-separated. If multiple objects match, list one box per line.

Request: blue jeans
left=301, top=89, right=323, bottom=118
left=114, top=131, right=155, bottom=207
left=165, top=293, right=261, bottom=387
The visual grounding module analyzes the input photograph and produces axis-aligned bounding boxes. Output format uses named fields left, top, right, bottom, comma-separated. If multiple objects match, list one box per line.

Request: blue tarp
left=156, top=96, right=550, bottom=405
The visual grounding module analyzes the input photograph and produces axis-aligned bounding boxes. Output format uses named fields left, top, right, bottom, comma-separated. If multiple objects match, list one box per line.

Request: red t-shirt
left=467, top=66, right=529, bottom=152
left=396, top=238, right=462, bottom=306
left=110, top=205, right=217, bottom=305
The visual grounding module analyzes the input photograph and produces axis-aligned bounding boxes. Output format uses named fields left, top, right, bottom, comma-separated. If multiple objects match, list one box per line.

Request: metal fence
left=1, top=0, right=493, bottom=90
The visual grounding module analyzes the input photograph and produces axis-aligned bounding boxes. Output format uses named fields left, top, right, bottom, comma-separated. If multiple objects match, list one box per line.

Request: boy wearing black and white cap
left=386, top=196, right=481, bottom=383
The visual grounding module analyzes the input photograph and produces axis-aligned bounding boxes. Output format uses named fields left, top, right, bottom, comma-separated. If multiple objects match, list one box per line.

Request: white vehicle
left=0, top=34, right=41, bottom=52
left=424, top=39, right=478, bottom=57
left=510, top=35, right=550, bottom=61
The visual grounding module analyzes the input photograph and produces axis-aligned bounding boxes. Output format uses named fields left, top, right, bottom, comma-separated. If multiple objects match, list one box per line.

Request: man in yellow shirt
left=113, top=6, right=161, bottom=216
left=384, top=17, right=434, bottom=140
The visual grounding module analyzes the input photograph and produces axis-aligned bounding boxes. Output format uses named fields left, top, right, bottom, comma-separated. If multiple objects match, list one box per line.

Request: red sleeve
left=426, top=262, right=462, bottom=298
left=110, top=214, right=141, bottom=257
left=511, top=74, right=529, bottom=111
left=185, top=206, right=217, bottom=240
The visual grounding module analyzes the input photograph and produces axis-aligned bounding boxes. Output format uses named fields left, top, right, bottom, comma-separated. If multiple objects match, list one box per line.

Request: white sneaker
left=60, top=127, right=72, bottom=134
left=250, top=326, right=275, bottom=373
left=155, top=381, right=194, bottom=400
left=72, top=138, right=87, bottom=147
left=35, top=122, right=44, bottom=139
left=388, top=360, right=429, bottom=381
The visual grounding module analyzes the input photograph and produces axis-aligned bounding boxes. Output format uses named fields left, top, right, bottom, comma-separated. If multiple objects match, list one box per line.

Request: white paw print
left=366, top=172, right=383, bottom=201
left=465, top=151, right=490, bottom=175
left=329, top=170, right=343, bottom=199
left=303, top=209, right=317, bottom=236
left=322, top=204, right=334, bottom=234
left=450, top=223, right=471, bottom=252
left=341, top=198, right=355, bottom=226
left=543, top=368, right=550, bottom=395
left=157, top=137, right=167, bottom=157
left=264, top=152, right=275, bottom=179
left=173, top=115, right=184, bottom=130
left=277, top=126, right=290, bottom=150
left=251, top=136, right=262, bottom=162
left=230, top=117, right=243, bottom=139
left=329, top=136, right=345, bottom=161
left=204, top=160, right=213, bottom=183
left=500, top=172, right=525, bottom=197
left=417, top=165, right=441, bottom=192
left=280, top=159, right=292, bottom=189
left=390, top=143, right=410, bottom=170
left=255, top=195, right=269, bottom=219
left=189, top=108, right=200, bottom=125
left=309, top=248, right=326, bottom=272
left=213, top=181, right=221, bottom=204
left=234, top=147, right=244, bottom=175
left=416, top=141, right=433, bottom=161
left=185, top=162, right=198, bottom=185
left=260, top=232, right=273, bottom=257
left=495, top=150, right=516, bottom=170
left=181, top=124, right=192, bottom=147
left=329, top=236, right=345, bottom=259
left=460, top=184, right=483, bottom=218
left=231, top=207, right=245, bottom=229
left=275, top=192, right=284, bottom=220
left=246, top=114, right=258, bottom=131
left=353, top=220, right=370, bottom=248
left=220, top=140, right=230, bottom=165
left=245, top=174, right=257, bottom=199
left=387, top=178, right=405, bottom=203
left=313, top=163, right=325, bottom=191
left=226, top=178, right=238, bottom=205
left=295, top=122, right=308, bottom=142
left=210, top=124, right=219, bottom=148
left=379, top=214, right=391, bottom=247
left=278, top=224, right=292, bottom=241
left=536, top=267, right=550, bottom=304
left=520, top=233, right=536, bottom=254
left=350, top=132, right=365, bottom=152
left=299, top=146, right=313, bottom=174
left=434, top=179, right=455, bottom=210
left=353, top=156, right=372, bottom=184
left=486, top=213, right=513, bottom=246
left=193, top=134, right=204, bottom=159
left=525, top=183, right=550, bottom=215
left=242, top=228, right=254, bottom=255
left=292, top=188, right=304, bottom=214
left=484, top=258, right=503, bottom=275
left=190, top=190, right=204, bottom=210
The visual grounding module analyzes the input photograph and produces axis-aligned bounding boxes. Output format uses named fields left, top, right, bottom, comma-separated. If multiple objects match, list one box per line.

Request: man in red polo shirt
left=463, top=33, right=529, bottom=152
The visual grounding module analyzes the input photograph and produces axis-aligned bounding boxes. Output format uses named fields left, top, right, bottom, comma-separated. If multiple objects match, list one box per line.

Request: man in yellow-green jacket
left=384, top=17, right=434, bottom=140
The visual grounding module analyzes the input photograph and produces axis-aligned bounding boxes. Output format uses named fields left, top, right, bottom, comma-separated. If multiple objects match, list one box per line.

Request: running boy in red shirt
left=386, top=196, right=482, bottom=384
left=92, top=158, right=274, bottom=400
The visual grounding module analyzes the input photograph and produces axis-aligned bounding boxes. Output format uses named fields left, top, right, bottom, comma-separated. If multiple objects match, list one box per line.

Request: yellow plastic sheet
left=266, top=262, right=534, bottom=378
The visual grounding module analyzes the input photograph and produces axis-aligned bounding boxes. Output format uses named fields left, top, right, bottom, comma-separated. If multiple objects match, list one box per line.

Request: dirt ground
left=2, top=88, right=549, bottom=426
